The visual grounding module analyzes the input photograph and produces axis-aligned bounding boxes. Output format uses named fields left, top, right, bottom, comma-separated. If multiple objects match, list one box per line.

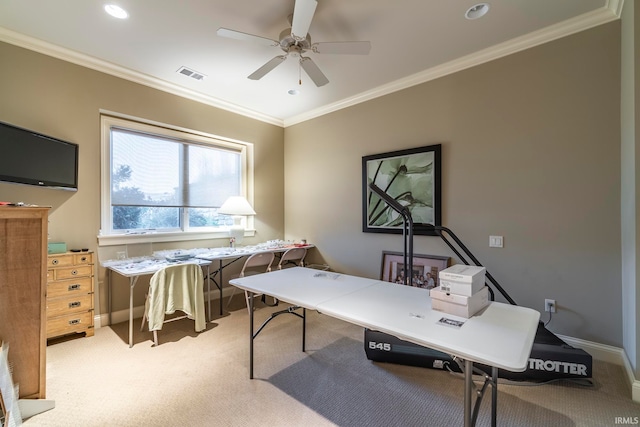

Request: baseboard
left=627, top=361, right=640, bottom=402
left=558, top=333, right=623, bottom=364
left=558, top=333, right=640, bottom=403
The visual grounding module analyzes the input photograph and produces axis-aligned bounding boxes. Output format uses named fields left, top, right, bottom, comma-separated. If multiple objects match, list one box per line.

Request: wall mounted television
left=0, top=121, right=78, bottom=191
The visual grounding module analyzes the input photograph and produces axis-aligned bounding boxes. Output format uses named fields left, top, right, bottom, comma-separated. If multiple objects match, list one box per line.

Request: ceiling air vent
left=177, top=66, right=206, bottom=81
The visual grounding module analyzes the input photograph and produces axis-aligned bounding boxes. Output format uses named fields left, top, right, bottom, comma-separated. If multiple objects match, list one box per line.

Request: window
left=99, top=114, right=254, bottom=245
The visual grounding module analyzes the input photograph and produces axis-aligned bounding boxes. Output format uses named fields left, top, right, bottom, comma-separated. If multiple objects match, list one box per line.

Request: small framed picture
left=380, top=251, right=450, bottom=289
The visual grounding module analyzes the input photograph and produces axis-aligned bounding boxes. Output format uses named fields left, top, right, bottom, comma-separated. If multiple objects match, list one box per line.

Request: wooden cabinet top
left=0, top=205, right=50, bottom=219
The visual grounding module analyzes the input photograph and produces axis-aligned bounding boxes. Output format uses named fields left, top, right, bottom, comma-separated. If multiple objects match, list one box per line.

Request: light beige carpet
left=23, top=302, right=640, bottom=427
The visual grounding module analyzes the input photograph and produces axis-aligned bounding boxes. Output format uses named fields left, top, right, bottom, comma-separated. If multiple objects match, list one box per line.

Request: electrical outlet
left=545, top=299, right=556, bottom=313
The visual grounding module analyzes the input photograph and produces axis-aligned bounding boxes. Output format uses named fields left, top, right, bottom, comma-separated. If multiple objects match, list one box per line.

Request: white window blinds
left=110, top=128, right=241, bottom=208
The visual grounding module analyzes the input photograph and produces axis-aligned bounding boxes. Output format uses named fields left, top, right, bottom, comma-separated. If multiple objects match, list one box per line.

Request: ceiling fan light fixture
left=465, top=3, right=489, bottom=20
left=104, top=4, right=129, bottom=19
left=217, top=0, right=368, bottom=87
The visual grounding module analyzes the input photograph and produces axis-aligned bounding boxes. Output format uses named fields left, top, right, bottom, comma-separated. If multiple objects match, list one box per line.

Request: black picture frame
left=362, top=144, right=441, bottom=235
left=380, top=251, right=450, bottom=289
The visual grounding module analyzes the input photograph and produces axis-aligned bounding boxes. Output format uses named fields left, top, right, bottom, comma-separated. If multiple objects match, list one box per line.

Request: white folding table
left=230, top=267, right=540, bottom=427
left=102, top=243, right=313, bottom=348
left=195, top=243, right=314, bottom=316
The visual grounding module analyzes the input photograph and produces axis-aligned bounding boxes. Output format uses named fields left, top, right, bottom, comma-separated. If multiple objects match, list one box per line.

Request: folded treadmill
left=364, top=226, right=592, bottom=382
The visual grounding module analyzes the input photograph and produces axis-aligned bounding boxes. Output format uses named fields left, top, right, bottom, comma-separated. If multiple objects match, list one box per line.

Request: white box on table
left=429, top=286, right=489, bottom=318
left=438, top=264, right=486, bottom=296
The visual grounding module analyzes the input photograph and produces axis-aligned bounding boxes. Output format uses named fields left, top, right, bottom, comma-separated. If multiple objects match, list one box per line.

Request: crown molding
left=284, top=4, right=622, bottom=127
left=0, top=26, right=284, bottom=127
left=0, top=2, right=622, bottom=129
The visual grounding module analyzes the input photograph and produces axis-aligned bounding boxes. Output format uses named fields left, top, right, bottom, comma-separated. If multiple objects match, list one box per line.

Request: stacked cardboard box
left=429, top=264, right=489, bottom=318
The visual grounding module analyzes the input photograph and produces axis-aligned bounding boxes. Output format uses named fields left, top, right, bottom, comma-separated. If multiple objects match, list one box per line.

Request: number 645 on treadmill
left=368, top=341, right=391, bottom=351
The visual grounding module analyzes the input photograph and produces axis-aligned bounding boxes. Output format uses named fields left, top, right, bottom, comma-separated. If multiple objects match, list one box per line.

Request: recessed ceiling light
left=465, top=3, right=490, bottom=20
left=288, top=89, right=300, bottom=95
left=104, top=4, right=129, bottom=19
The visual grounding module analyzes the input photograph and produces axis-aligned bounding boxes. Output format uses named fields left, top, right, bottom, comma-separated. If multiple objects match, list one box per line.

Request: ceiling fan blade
left=291, top=0, right=317, bottom=41
left=300, top=57, right=329, bottom=87
left=248, top=55, right=287, bottom=80
left=217, top=28, right=279, bottom=47
left=313, top=41, right=371, bottom=55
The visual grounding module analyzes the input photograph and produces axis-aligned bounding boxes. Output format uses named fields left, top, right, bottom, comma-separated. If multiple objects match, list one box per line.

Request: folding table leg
left=491, top=366, right=498, bottom=427
left=464, top=359, right=473, bottom=427
left=128, top=276, right=139, bottom=348
left=302, top=308, right=306, bottom=352
left=249, top=291, right=254, bottom=379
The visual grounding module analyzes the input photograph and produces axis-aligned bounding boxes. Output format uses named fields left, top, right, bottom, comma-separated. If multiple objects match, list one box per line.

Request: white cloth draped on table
left=146, top=263, right=206, bottom=333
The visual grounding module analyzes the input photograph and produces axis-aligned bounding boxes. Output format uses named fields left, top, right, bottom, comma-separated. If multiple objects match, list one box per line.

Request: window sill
left=97, top=229, right=256, bottom=246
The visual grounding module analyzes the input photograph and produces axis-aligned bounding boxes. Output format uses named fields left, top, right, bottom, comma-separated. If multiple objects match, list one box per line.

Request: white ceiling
left=0, top=0, right=622, bottom=127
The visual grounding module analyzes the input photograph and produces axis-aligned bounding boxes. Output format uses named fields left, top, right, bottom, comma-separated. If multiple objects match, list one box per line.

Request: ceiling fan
left=217, top=0, right=371, bottom=87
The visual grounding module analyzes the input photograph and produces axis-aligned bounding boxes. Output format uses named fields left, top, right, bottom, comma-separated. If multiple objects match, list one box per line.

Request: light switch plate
left=489, top=235, right=503, bottom=248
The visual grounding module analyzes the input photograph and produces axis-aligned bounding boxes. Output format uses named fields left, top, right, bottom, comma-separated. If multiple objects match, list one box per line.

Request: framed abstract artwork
left=362, top=144, right=441, bottom=235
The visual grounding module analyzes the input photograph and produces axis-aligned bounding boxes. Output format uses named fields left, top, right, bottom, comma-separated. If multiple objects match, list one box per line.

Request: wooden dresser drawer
left=47, top=277, right=92, bottom=299
left=47, top=254, right=74, bottom=268
left=52, top=265, right=93, bottom=280
left=46, top=310, right=93, bottom=339
left=47, top=293, right=93, bottom=318
left=74, top=253, right=93, bottom=265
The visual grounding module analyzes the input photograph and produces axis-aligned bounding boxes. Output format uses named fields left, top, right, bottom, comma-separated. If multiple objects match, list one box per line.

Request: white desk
left=230, top=267, right=539, bottom=427
left=104, top=257, right=212, bottom=348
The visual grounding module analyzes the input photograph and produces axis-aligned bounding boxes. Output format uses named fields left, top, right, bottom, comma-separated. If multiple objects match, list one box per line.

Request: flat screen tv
left=0, top=121, right=78, bottom=191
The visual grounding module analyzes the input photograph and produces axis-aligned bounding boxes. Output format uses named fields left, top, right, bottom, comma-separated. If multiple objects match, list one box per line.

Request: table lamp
left=218, top=196, right=256, bottom=245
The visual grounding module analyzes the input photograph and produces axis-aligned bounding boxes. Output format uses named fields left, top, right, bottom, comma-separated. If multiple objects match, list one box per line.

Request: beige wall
left=285, top=22, right=622, bottom=346
left=0, top=42, right=285, bottom=316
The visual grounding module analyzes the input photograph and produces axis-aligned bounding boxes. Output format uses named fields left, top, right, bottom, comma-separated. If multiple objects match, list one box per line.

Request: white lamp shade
left=218, top=196, right=256, bottom=216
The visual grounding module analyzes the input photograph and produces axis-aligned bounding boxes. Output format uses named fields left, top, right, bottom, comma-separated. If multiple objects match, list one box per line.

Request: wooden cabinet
left=46, top=252, right=95, bottom=339
left=0, top=206, right=48, bottom=399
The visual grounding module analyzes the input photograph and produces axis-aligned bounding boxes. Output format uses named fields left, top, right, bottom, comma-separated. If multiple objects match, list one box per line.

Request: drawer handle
left=81, top=256, right=88, bottom=262
left=68, top=284, right=81, bottom=291
left=52, top=259, right=59, bottom=265
left=69, top=301, right=81, bottom=308
left=69, top=319, right=81, bottom=325
left=71, top=269, right=78, bottom=275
